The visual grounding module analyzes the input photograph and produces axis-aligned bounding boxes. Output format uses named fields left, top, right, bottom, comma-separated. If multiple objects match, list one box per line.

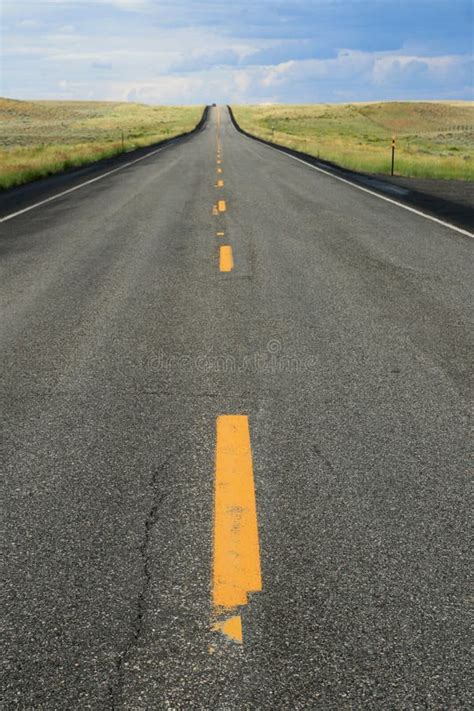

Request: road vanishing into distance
left=1, top=107, right=472, bottom=709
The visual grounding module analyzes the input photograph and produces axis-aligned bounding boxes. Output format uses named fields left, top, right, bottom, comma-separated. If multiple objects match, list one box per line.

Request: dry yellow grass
left=0, top=99, right=204, bottom=189
left=232, top=102, right=474, bottom=180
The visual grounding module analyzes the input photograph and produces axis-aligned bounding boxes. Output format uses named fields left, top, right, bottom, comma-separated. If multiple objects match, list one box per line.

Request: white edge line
left=232, top=117, right=473, bottom=240
left=0, top=137, right=180, bottom=224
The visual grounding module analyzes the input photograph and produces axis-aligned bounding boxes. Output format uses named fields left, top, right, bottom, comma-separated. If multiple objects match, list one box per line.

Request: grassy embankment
left=232, top=102, right=474, bottom=181
left=0, top=99, right=204, bottom=190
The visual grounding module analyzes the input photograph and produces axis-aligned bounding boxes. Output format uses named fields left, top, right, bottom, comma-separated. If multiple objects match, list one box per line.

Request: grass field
left=232, top=102, right=474, bottom=181
left=0, top=99, right=204, bottom=190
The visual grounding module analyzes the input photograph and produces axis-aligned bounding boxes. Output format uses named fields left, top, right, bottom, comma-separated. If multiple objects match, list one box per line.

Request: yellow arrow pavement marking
left=212, top=415, right=261, bottom=643
left=219, top=245, right=234, bottom=272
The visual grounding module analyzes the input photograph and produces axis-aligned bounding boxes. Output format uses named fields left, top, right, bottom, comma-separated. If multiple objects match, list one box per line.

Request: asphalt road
left=1, top=106, right=472, bottom=709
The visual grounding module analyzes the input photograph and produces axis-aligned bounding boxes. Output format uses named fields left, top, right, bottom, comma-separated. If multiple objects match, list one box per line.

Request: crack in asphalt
left=312, top=444, right=337, bottom=474
left=109, top=457, right=172, bottom=710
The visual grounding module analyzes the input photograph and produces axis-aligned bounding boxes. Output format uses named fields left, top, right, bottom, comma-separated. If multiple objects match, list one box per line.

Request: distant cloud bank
left=2, top=0, right=473, bottom=103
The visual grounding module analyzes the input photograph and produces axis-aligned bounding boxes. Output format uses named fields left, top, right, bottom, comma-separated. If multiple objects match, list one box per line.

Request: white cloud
left=261, top=61, right=296, bottom=87
left=122, top=76, right=204, bottom=103
left=371, top=53, right=472, bottom=86
left=16, top=18, right=41, bottom=28
left=234, top=70, right=252, bottom=93
left=3, top=2, right=473, bottom=103
left=243, top=50, right=473, bottom=101
left=106, top=0, right=150, bottom=9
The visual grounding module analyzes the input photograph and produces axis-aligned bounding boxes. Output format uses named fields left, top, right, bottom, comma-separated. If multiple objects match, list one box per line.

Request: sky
left=1, top=0, right=473, bottom=104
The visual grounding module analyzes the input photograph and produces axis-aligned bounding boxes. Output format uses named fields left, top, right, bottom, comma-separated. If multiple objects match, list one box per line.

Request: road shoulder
left=0, top=107, right=209, bottom=222
left=228, top=106, right=474, bottom=235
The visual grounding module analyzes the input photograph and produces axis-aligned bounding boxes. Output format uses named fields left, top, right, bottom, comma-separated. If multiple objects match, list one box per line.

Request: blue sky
left=2, top=0, right=473, bottom=104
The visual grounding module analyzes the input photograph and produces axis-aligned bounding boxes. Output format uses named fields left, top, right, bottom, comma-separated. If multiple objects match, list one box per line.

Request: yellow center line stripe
left=217, top=180, right=224, bottom=187
left=217, top=168, right=223, bottom=173
left=218, top=199, right=226, bottom=212
left=219, top=245, right=233, bottom=272
left=212, top=415, right=261, bottom=643
left=216, top=231, right=225, bottom=236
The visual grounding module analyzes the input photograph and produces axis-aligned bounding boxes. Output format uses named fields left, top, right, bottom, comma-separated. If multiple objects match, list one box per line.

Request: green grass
left=232, top=102, right=474, bottom=181
left=0, top=99, right=204, bottom=190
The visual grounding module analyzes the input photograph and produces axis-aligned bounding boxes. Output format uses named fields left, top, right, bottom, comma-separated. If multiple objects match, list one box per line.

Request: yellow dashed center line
left=212, top=415, right=261, bottom=644
left=219, top=245, right=233, bottom=272
left=209, top=109, right=261, bottom=651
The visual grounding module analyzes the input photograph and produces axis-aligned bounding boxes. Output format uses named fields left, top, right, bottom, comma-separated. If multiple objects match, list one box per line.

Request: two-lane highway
left=1, top=107, right=472, bottom=709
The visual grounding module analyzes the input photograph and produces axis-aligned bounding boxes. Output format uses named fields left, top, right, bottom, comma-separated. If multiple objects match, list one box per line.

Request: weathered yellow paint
left=219, top=245, right=233, bottom=272
left=212, top=616, right=243, bottom=644
left=213, top=415, right=261, bottom=611
left=216, top=180, right=224, bottom=187
left=218, top=200, right=226, bottom=212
